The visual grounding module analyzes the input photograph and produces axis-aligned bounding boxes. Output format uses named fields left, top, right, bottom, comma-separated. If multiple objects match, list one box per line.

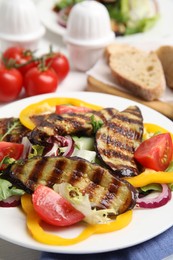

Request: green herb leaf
left=0, top=156, right=16, bottom=170
left=28, top=145, right=44, bottom=159
left=0, top=119, right=22, bottom=141
left=90, top=115, right=103, bottom=133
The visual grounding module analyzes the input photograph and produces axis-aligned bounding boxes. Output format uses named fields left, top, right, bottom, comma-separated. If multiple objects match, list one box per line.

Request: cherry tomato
left=0, top=141, right=24, bottom=170
left=32, top=185, right=85, bottom=227
left=46, top=53, right=70, bottom=82
left=24, top=66, right=59, bottom=97
left=0, top=66, right=23, bottom=102
left=3, top=46, right=37, bottom=76
left=55, top=105, right=92, bottom=114
left=134, top=133, right=173, bottom=171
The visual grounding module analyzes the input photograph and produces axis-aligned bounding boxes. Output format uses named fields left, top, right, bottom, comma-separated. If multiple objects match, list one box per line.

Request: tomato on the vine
left=46, top=52, right=70, bottom=82
left=24, top=65, right=59, bottom=97
left=0, top=65, right=23, bottom=102
left=3, top=46, right=37, bottom=76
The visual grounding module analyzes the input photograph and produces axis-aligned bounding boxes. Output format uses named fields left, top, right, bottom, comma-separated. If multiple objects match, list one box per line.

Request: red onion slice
left=21, top=136, right=32, bottom=159
left=44, top=143, right=59, bottom=157
left=62, top=135, right=74, bottom=157
left=136, top=184, right=172, bottom=208
left=0, top=195, right=21, bottom=207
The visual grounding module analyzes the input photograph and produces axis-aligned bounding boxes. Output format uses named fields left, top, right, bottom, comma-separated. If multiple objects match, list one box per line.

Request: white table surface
left=0, top=0, right=173, bottom=259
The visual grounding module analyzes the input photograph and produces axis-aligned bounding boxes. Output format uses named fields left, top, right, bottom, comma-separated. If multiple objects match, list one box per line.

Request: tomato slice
left=56, top=105, right=92, bottom=114
left=32, top=185, right=85, bottom=227
left=134, top=133, right=173, bottom=171
left=0, top=141, right=24, bottom=169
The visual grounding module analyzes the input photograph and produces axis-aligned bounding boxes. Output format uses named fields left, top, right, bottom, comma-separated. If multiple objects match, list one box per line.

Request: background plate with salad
left=37, top=0, right=173, bottom=41
left=0, top=91, right=173, bottom=254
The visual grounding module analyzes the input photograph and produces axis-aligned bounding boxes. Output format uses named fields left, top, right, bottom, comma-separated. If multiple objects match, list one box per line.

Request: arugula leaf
left=0, top=119, right=22, bottom=141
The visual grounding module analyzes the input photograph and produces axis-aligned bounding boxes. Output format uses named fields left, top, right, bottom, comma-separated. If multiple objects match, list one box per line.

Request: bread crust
left=105, top=43, right=138, bottom=61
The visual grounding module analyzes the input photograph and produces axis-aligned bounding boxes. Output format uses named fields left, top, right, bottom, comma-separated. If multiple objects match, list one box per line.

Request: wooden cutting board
left=87, top=75, right=173, bottom=120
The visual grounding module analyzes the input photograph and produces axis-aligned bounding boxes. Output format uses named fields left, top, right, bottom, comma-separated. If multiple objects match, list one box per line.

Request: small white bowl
left=0, top=0, right=45, bottom=51
left=64, top=0, right=115, bottom=71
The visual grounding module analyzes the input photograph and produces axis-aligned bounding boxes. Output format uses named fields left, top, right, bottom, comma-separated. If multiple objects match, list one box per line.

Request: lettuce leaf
left=53, top=183, right=116, bottom=225
left=0, top=179, right=25, bottom=201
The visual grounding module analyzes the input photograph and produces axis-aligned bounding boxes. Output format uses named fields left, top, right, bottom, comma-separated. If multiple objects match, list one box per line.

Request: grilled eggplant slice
left=95, top=106, right=143, bottom=177
left=0, top=117, right=30, bottom=143
left=4, top=156, right=136, bottom=214
left=28, top=108, right=118, bottom=145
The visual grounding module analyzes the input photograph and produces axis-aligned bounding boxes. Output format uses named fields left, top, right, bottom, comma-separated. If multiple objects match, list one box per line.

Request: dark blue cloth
left=40, top=225, right=173, bottom=260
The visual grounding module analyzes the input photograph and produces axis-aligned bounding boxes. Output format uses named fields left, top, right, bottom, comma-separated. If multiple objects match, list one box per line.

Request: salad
left=53, top=0, right=159, bottom=36
left=0, top=97, right=173, bottom=246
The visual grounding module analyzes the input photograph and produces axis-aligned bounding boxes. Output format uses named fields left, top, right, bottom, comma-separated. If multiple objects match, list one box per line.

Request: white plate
left=37, top=0, right=173, bottom=41
left=0, top=91, right=173, bottom=254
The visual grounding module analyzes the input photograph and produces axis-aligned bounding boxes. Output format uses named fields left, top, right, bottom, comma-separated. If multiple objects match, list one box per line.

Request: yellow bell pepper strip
left=94, top=210, right=132, bottom=234
left=21, top=194, right=132, bottom=246
left=124, top=169, right=173, bottom=188
left=144, top=123, right=173, bottom=141
left=19, top=97, right=102, bottom=130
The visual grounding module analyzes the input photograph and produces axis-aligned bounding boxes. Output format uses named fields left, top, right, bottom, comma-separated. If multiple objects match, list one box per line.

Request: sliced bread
left=156, top=45, right=173, bottom=89
left=105, top=43, right=138, bottom=61
left=109, top=48, right=166, bottom=101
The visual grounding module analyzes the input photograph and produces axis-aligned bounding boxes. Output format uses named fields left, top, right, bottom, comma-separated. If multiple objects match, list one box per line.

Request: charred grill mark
left=123, top=106, right=142, bottom=117
left=93, top=108, right=118, bottom=123
left=106, top=108, right=118, bottom=117
left=28, top=157, right=49, bottom=184
left=46, top=159, right=67, bottom=187
left=30, top=115, right=49, bottom=126
left=64, top=113, right=92, bottom=121
left=69, top=159, right=87, bottom=185
left=100, top=191, right=115, bottom=209
left=83, top=182, right=99, bottom=200
left=55, top=158, right=68, bottom=171
left=100, top=132, right=135, bottom=153
left=92, top=168, right=104, bottom=184
left=110, top=114, right=143, bottom=128
left=109, top=122, right=141, bottom=140
left=75, top=159, right=88, bottom=173
left=108, top=182, right=119, bottom=193
left=40, top=121, right=56, bottom=134
left=48, top=113, right=62, bottom=121
left=62, top=108, right=118, bottom=123
left=114, top=113, right=141, bottom=125
left=102, top=148, right=133, bottom=162
left=68, top=170, right=83, bottom=185
left=66, top=119, right=87, bottom=131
